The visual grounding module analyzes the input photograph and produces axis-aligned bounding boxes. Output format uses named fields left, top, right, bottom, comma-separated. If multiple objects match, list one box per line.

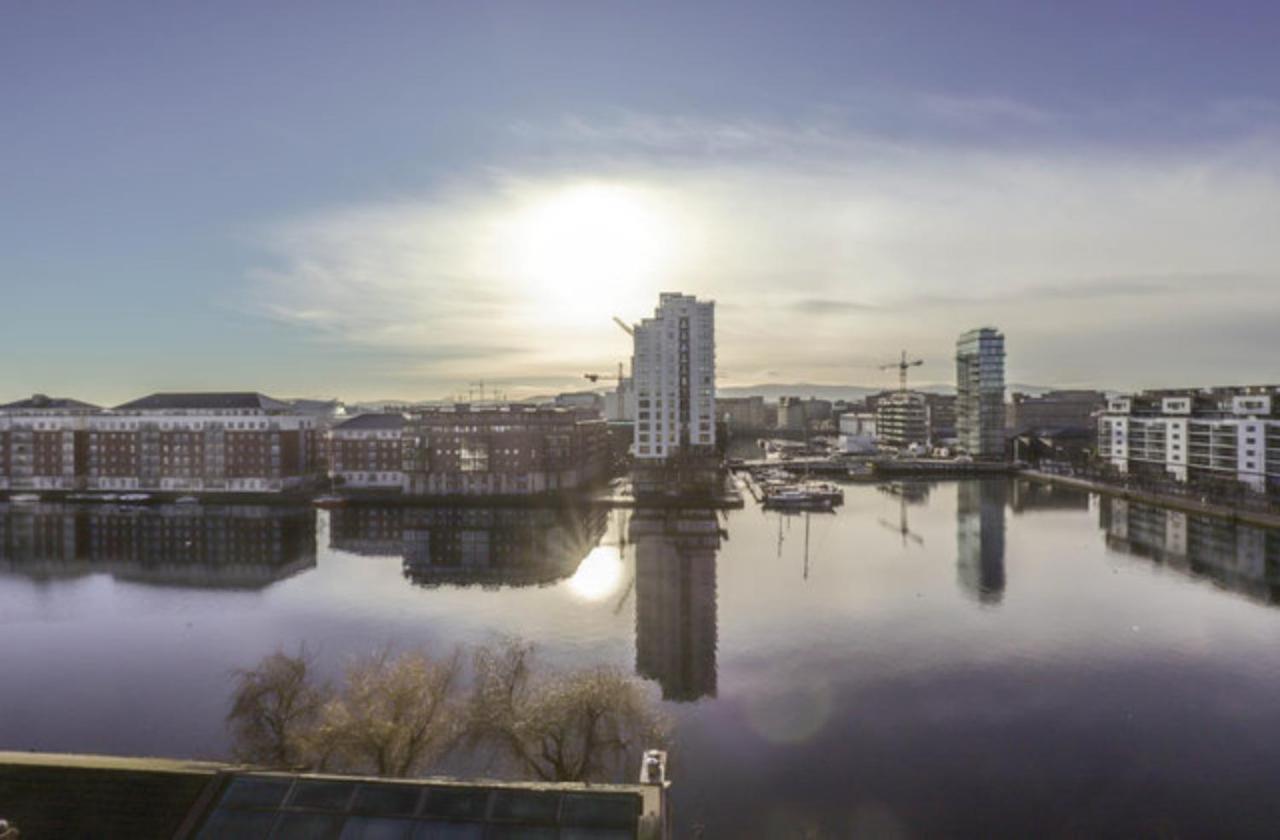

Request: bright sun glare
left=505, top=183, right=673, bottom=324
left=567, top=545, right=626, bottom=602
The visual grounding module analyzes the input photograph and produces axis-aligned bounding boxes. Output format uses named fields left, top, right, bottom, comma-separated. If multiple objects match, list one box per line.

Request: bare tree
left=467, top=640, right=669, bottom=783
left=227, top=648, right=331, bottom=770
left=322, top=647, right=464, bottom=777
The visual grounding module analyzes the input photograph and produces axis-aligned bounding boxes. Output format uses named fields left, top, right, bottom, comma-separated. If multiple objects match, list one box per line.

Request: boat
left=175, top=496, right=200, bottom=505
left=9, top=493, right=41, bottom=504
left=119, top=493, right=152, bottom=503
left=313, top=494, right=348, bottom=509
left=800, top=481, right=844, bottom=505
left=763, top=487, right=835, bottom=511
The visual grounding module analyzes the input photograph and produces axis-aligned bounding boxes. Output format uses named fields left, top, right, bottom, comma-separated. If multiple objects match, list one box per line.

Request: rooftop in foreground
left=0, top=750, right=669, bottom=839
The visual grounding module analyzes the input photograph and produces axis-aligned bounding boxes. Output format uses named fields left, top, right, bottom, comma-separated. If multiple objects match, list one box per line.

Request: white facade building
left=956, top=327, right=1006, bottom=458
left=1099, top=388, right=1280, bottom=494
left=632, top=293, right=716, bottom=460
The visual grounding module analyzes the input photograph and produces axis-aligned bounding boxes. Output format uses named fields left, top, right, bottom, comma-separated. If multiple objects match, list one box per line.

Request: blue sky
left=4, top=1, right=1280, bottom=403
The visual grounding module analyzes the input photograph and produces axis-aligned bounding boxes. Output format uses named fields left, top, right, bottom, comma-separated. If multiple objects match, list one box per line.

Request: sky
left=3, top=0, right=1280, bottom=404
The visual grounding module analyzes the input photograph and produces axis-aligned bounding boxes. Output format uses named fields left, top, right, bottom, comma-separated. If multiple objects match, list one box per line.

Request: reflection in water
left=0, top=502, right=316, bottom=589
left=630, top=508, right=721, bottom=702
left=1099, top=497, right=1280, bottom=605
left=957, top=480, right=1007, bottom=604
left=1009, top=479, right=1090, bottom=513
left=328, top=505, right=609, bottom=589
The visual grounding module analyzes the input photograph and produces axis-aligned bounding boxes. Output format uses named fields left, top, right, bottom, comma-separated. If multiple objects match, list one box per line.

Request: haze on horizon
left=4, top=1, right=1280, bottom=405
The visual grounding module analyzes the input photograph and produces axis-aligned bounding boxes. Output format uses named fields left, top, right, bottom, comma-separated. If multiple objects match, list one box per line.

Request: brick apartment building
left=400, top=404, right=609, bottom=497
left=328, top=413, right=407, bottom=489
left=0, top=392, right=320, bottom=495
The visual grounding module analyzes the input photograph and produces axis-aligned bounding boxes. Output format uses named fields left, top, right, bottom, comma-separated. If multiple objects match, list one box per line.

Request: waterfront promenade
left=1022, top=469, right=1280, bottom=529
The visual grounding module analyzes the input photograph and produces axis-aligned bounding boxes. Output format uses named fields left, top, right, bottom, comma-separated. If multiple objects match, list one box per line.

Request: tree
left=321, top=647, right=463, bottom=777
left=227, top=648, right=331, bottom=770
left=467, top=641, right=669, bottom=783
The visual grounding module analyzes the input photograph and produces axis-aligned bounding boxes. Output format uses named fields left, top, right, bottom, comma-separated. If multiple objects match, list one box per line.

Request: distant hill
left=717, top=382, right=1058, bottom=401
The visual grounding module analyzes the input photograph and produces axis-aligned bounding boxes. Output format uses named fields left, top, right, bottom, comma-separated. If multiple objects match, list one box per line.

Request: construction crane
left=880, top=350, right=923, bottom=392
left=612, top=316, right=634, bottom=337
left=584, top=362, right=626, bottom=385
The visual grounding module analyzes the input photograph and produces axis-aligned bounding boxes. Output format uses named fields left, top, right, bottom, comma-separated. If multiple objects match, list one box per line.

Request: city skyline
left=6, top=2, right=1280, bottom=403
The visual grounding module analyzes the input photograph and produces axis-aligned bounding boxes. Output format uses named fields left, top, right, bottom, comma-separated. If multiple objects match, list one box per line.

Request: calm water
left=4, top=481, right=1280, bottom=837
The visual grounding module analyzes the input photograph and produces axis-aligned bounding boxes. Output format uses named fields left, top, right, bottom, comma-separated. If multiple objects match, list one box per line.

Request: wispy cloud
left=247, top=112, right=1280, bottom=394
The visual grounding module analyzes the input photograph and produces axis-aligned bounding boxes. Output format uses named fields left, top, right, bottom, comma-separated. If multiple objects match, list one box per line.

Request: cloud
left=247, top=112, right=1280, bottom=395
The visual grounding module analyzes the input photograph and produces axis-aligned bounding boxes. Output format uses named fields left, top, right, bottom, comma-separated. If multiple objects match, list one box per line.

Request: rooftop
left=0, top=751, right=667, bottom=839
left=0, top=394, right=100, bottom=412
left=113, top=392, right=294, bottom=412
left=332, top=412, right=408, bottom=431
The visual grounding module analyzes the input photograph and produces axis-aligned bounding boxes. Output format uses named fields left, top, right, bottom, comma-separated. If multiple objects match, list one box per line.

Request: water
left=3, top=481, right=1280, bottom=837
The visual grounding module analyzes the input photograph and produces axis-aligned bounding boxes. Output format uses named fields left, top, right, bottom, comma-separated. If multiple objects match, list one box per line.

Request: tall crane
left=584, top=362, right=626, bottom=385
left=880, top=350, right=923, bottom=392
left=612, top=316, right=634, bottom=337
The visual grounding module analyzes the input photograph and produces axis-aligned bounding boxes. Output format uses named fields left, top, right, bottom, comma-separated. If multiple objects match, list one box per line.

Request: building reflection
left=0, top=502, right=316, bottom=589
left=629, top=508, right=721, bottom=702
left=1009, top=479, right=1090, bottom=513
left=1099, top=497, right=1280, bottom=605
left=957, top=480, right=1007, bottom=604
left=328, top=504, right=609, bottom=589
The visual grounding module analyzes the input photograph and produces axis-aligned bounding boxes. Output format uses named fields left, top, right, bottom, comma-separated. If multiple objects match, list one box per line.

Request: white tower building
left=632, top=293, right=716, bottom=460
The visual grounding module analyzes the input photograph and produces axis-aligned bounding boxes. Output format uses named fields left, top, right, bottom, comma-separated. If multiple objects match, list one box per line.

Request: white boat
left=763, top=488, right=835, bottom=511
left=119, top=493, right=152, bottom=503
left=10, top=494, right=41, bottom=504
left=800, top=481, right=844, bottom=505
left=175, top=496, right=200, bottom=505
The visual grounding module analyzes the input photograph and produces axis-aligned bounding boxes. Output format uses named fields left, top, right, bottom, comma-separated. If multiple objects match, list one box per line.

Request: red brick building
left=0, top=395, right=100, bottom=492
left=0, top=392, right=319, bottom=495
left=328, top=413, right=407, bottom=489
left=402, top=404, right=609, bottom=496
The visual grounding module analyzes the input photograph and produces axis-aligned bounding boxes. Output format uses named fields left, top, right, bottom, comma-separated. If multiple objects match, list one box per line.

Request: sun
left=503, top=183, right=674, bottom=324
left=566, top=545, right=626, bottom=602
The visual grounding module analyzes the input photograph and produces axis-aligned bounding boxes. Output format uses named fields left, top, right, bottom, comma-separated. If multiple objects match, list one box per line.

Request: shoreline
left=1021, top=470, right=1280, bottom=530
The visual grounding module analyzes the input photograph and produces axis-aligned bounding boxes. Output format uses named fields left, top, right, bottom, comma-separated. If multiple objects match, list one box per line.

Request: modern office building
left=717, top=396, right=767, bottom=431
left=875, top=391, right=928, bottom=450
left=1098, top=386, right=1280, bottom=494
left=776, top=396, right=807, bottom=432
left=632, top=293, right=716, bottom=460
left=837, top=412, right=877, bottom=454
left=1007, top=390, right=1105, bottom=436
left=924, top=393, right=958, bottom=445
left=956, top=327, right=1006, bottom=458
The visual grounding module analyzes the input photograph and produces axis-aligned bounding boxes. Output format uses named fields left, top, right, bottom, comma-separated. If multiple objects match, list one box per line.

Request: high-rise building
left=632, top=293, right=716, bottom=460
left=956, top=327, right=1006, bottom=458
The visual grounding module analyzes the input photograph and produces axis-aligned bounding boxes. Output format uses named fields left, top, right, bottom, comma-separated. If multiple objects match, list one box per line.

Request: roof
left=0, top=394, right=100, bottom=412
left=113, top=392, right=293, bottom=412
left=0, top=751, right=665, bottom=839
left=332, top=413, right=407, bottom=431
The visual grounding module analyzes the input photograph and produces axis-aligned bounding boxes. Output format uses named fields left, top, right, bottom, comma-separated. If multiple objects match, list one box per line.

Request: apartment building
left=328, top=413, right=407, bottom=489
left=1098, top=386, right=1280, bottom=493
left=0, top=395, right=100, bottom=492
left=0, top=392, right=320, bottom=494
left=400, top=404, right=609, bottom=496
left=632, top=293, right=716, bottom=460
